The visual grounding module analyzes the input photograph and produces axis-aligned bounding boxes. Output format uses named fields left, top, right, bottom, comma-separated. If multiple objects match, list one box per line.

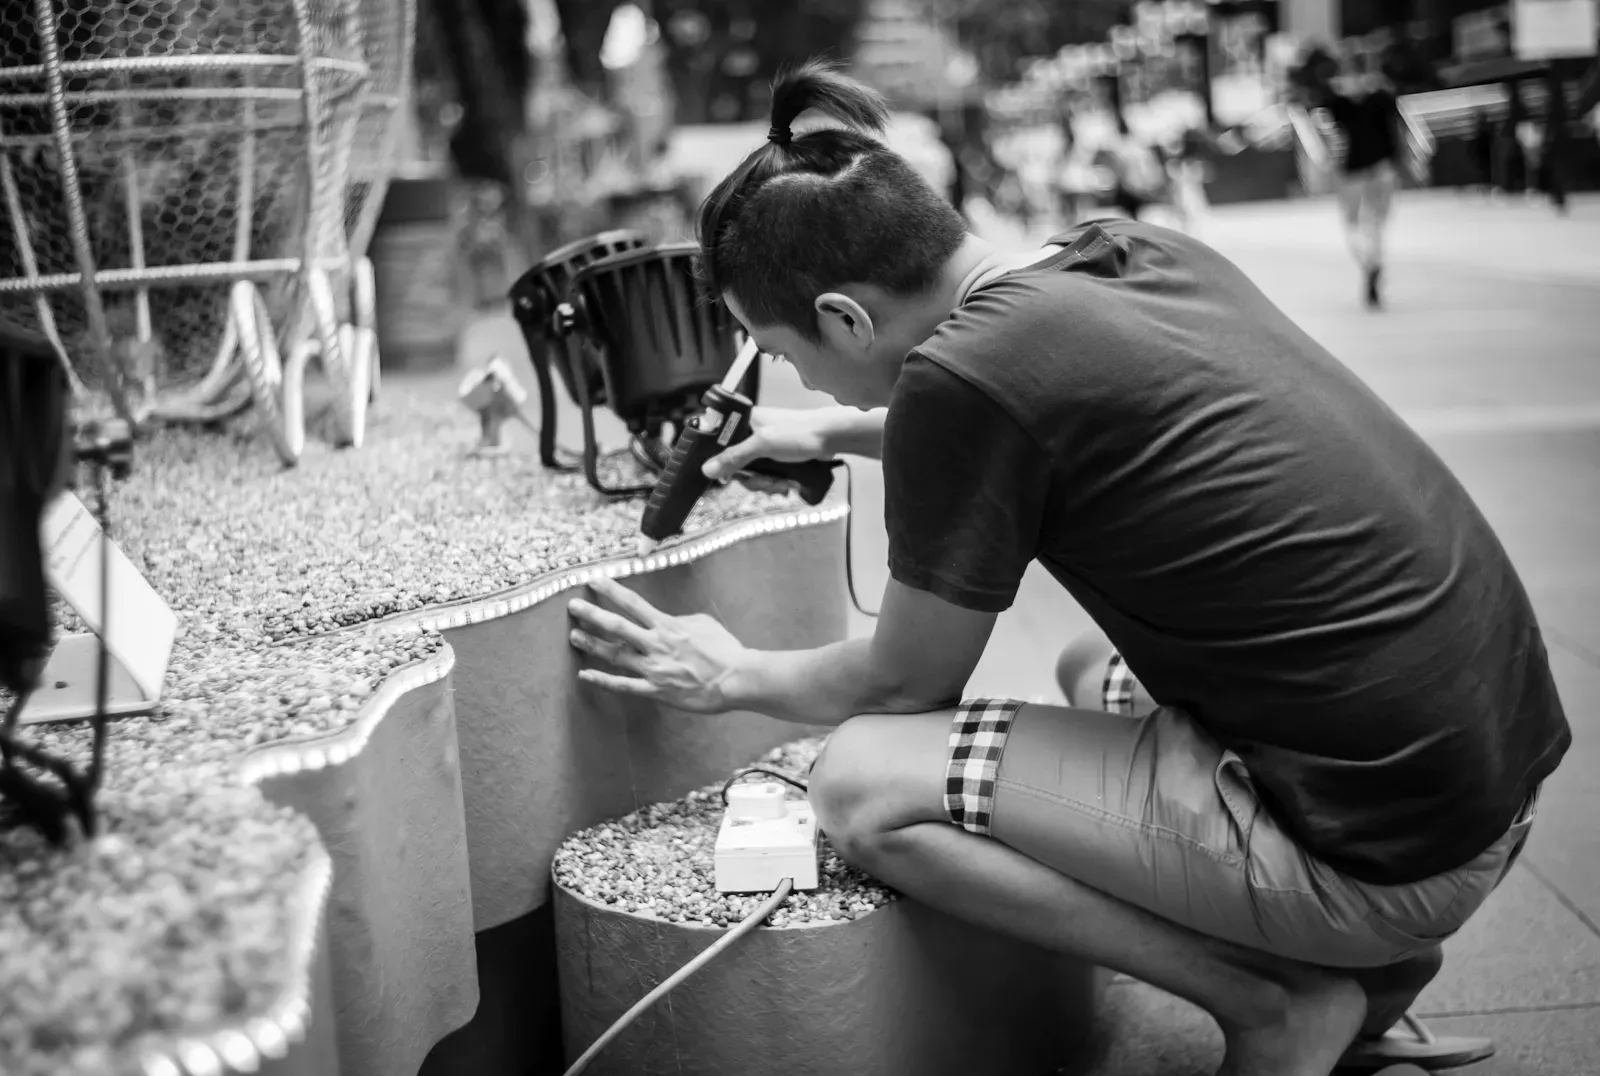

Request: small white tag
left=40, top=492, right=178, bottom=700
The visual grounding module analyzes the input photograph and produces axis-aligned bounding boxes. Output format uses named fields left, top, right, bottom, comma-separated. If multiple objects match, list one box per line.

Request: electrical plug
left=713, top=782, right=820, bottom=894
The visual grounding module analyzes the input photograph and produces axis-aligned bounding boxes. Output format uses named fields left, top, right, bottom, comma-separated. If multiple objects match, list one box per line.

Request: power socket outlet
left=714, top=782, right=820, bottom=894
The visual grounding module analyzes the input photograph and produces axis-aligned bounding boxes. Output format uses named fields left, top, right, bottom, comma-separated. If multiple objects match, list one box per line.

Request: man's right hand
left=703, top=407, right=837, bottom=483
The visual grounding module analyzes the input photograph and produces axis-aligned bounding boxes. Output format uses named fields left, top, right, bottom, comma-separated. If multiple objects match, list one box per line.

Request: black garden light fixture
left=510, top=236, right=759, bottom=498
left=509, top=229, right=649, bottom=475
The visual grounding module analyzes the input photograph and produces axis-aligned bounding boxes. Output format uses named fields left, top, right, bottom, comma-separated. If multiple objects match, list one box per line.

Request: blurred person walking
left=1472, top=108, right=1500, bottom=198
left=1165, top=126, right=1215, bottom=237
left=1502, top=81, right=1532, bottom=196
left=1314, top=60, right=1405, bottom=309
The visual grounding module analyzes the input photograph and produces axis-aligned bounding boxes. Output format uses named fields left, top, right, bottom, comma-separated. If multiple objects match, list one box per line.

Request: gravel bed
left=1, top=379, right=805, bottom=1073
left=109, top=387, right=799, bottom=643
left=0, top=779, right=315, bottom=1076
left=553, top=738, right=898, bottom=929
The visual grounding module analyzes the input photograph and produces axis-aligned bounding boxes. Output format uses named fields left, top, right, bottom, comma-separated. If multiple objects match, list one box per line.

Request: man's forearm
left=819, top=407, right=887, bottom=461
left=721, top=636, right=929, bottom=726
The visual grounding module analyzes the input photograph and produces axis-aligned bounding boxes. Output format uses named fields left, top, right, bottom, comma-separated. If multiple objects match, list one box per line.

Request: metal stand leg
left=529, top=338, right=576, bottom=472
left=575, top=370, right=652, bottom=498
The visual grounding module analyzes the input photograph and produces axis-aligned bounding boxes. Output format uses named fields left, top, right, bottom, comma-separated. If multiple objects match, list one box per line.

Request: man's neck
left=918, top=234, right=1052, bottom=330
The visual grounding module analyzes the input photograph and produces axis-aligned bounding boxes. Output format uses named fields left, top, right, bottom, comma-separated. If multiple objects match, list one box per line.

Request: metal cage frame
left=0, top=0, right=415, bottom=464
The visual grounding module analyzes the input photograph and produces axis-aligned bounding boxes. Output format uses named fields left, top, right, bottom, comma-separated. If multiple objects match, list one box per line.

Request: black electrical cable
left=837, top=459, right=880, bottom=619
left=559, top=877, right=795, bottom=1076
left=719, top=766, right=809, bottom=806
left=85, top=460, right=111, bottom=805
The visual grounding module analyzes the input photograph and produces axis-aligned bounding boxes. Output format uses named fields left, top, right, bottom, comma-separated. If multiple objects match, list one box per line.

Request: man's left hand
left=567, top=577, right=747, bottom=713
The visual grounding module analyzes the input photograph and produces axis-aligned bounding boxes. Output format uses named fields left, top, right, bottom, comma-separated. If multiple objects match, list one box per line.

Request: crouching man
left=566, top=62, right=1569, bottom=1076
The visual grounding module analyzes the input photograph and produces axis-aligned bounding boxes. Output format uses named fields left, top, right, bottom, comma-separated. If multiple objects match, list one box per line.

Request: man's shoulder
left=888, top=351, right=995, bottom=422
left=920, top=223, right=1241, bottom=374
left=886, top=352, right=1040, bottom=464
left=920, top=244, right=1113, bottom=363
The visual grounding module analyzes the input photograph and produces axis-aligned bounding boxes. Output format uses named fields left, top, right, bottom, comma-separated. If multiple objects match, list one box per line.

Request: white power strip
left=713, top=782, right=820, bottom=894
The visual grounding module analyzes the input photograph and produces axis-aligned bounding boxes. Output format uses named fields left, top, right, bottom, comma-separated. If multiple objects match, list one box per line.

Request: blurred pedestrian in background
left=1502, top=81, right=1531, bottom=196
left=1165, top=125, right=1215, bottom=237
left=1537, top=75, right=1570, bottom=216
left=1472, top=107, right=1500, bottom=198
left=1311, top=54, right=1405, bottom=310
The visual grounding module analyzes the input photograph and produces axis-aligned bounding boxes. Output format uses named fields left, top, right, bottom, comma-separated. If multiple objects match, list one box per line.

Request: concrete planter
left=554, top=883, right=1102, bottom=1076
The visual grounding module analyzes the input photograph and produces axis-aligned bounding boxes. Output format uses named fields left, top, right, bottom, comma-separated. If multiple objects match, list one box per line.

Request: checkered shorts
left=944, top=698, right=1023, bottom=837
left=1102, top=650, right=1141, bottom=716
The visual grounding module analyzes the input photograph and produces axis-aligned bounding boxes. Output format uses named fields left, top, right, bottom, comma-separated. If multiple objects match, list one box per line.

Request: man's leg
left=1055, top=630, right=1158, bottom=714
left=1054, top=629, right=1450, bottom=1046
left=1337, top=176, right=1371, bottom=274
left=1362, top=164, right=1399, bottom=307
left=810, top=710, right=1367, bottom=1076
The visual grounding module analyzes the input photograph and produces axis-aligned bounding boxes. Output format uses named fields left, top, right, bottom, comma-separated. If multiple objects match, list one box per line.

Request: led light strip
left=138, top=845, right=333, bottom=1076
left=403, top=504, right=852, bottom=635
left=236, top=647, right=456, bottom=786
left=129, top=503, right=847, bottom=1074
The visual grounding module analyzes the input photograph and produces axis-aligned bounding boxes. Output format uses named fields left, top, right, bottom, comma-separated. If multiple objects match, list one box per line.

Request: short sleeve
left=882, top=355, right=1052, bottom=613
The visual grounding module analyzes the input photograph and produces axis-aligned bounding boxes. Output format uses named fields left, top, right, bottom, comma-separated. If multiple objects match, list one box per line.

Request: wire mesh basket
left=0, top=0, right=415, bottom=464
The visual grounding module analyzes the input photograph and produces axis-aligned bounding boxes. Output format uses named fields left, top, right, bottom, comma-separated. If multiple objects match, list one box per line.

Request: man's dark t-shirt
left=883, top=221, right=1570, bottom=886
left=1324, top=89, right=1401, bottom=173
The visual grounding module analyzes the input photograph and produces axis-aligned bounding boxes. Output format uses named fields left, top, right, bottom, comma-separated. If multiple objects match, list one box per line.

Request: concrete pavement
left=448, top=190, right=1600, bottom=1074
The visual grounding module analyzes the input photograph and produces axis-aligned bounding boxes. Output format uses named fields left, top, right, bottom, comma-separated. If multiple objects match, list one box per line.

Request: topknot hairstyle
left=695, top=59, right=968, bottom=343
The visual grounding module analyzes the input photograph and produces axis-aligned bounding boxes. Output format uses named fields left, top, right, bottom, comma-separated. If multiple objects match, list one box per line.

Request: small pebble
left=553, top=738, right=899, bottom=928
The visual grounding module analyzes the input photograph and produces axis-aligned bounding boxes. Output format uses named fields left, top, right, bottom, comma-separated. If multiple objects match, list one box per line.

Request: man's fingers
left=577, top=668, right=661, bottom=698
left=584, top=578, right=663, bottom=628
left=703, top=442, right=761, bottom=481
left=735, top=473, right=790, bottom=496
left=569, top=628, right=636, bottom=670
left=568, top=598, right=653, bottom=650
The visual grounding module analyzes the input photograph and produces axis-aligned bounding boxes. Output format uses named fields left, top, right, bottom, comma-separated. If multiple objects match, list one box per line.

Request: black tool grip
left=742, top=457, right=839, bottom=506
left=639, top=419, right=721, bottom=543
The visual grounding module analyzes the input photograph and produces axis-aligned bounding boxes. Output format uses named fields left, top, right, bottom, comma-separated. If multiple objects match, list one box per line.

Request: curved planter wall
left=430, top=513, right=846, bottom=931
left=414, top=508, right=847, bottom=1076
left=246, top=659, right=477, bottom=1076
left=554, top=884, right=1102, bottom=1076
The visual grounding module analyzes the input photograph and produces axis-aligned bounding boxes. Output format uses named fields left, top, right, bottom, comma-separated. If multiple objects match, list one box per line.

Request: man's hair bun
left=767, top=60, right=890, bottom=144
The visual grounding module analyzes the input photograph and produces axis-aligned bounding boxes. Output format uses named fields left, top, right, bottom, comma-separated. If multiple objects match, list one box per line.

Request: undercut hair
left=695, top=60, right=969, bottom=343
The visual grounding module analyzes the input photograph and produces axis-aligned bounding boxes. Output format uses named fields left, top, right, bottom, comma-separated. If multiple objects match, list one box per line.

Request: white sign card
left=23, top=491, right=178, bottom=720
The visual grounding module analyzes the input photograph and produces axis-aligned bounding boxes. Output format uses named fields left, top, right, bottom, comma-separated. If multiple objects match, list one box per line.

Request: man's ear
left=815, top=292, right=875, bottom=351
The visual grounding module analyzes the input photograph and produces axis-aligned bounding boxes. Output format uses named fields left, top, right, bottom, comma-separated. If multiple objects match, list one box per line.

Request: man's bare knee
left=810, top=715, right=897, bottom=853
left=1056, top=630, right=1115, bottom=707
left=811, top=712, right=951, bottom=864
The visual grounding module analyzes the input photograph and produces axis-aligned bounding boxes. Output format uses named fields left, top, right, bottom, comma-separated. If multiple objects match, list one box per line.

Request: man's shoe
left=1365, top=267, right=1383, bottom=309
left=1336, top=1012, right=1494, bottom=1071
